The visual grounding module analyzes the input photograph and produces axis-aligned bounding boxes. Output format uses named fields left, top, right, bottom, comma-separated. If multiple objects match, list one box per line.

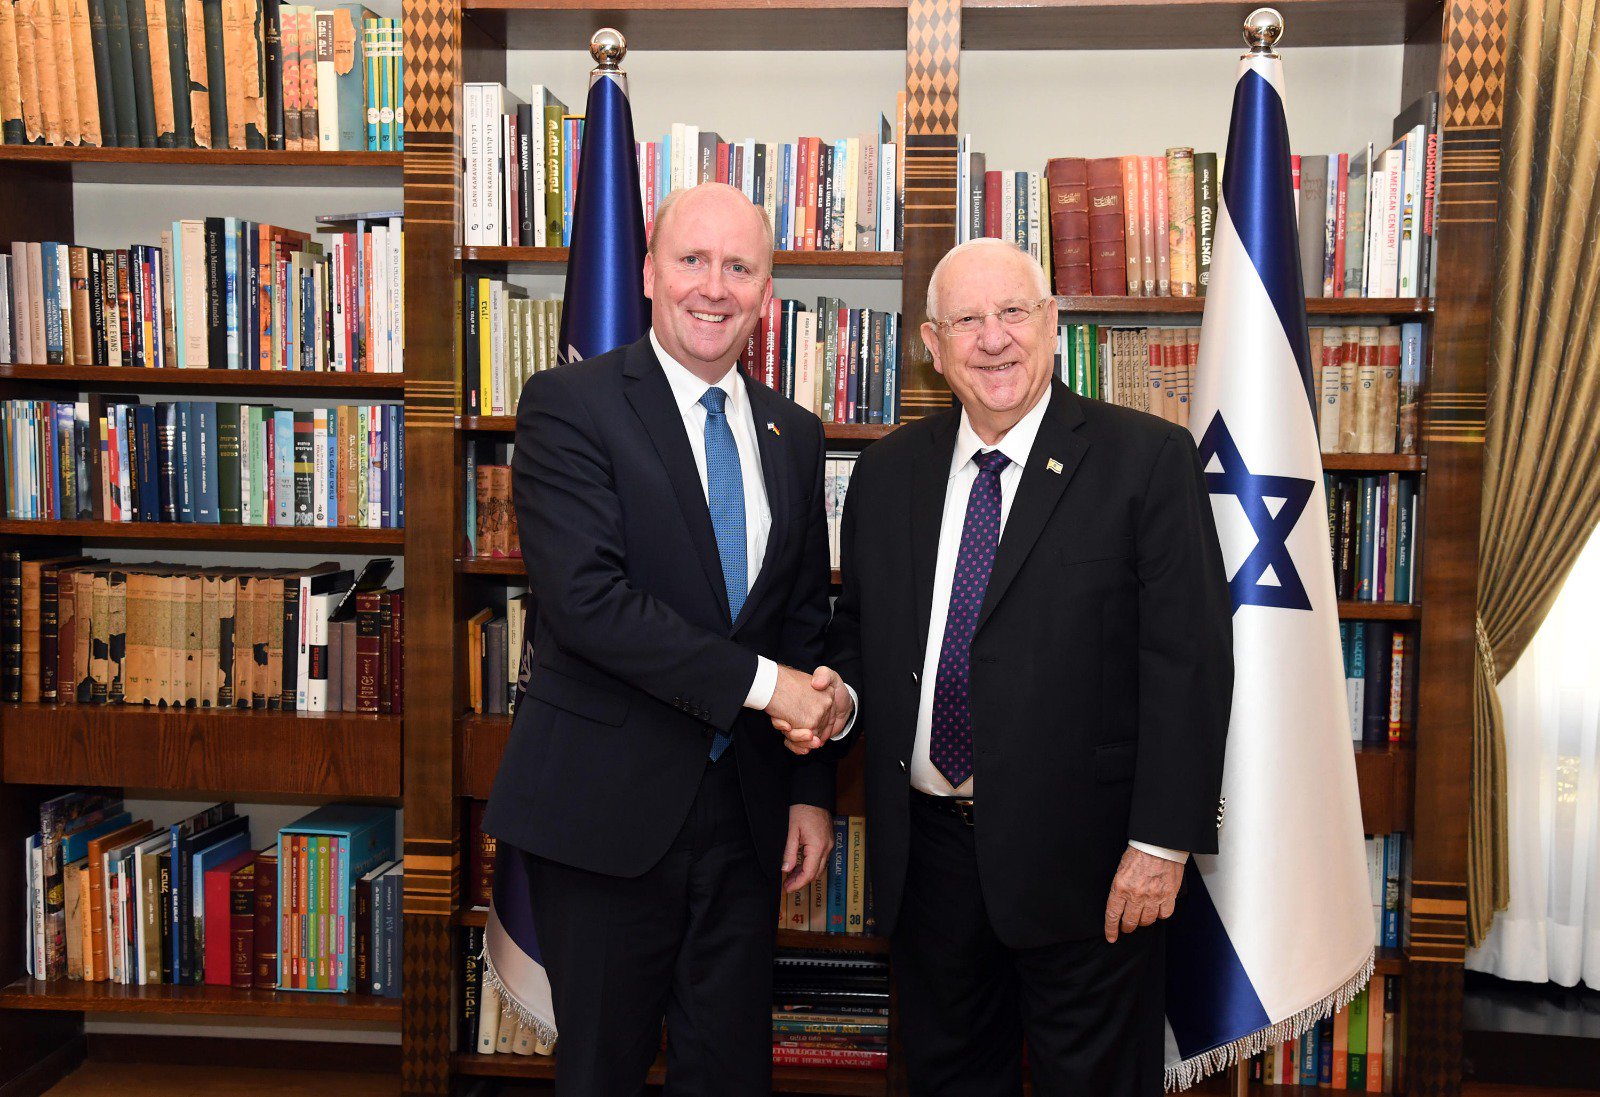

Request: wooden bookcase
left=0, top=149, right=406, bottom=1093
left=395, top=0, right=1501, bottom=1094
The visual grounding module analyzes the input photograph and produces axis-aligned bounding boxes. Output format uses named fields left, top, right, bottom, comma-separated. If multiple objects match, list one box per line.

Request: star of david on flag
left=1161, top=29, right=1374, bottom=1091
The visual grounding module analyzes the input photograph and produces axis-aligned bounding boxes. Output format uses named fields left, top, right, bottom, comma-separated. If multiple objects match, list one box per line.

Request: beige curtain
left=1474, top=0, right=1600, bottom=946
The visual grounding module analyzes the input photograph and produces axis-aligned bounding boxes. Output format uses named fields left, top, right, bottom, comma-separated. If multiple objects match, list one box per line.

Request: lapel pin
left=1046, top=458, right=1064, bottom=475
left=767, top=421, right=781, bottom=436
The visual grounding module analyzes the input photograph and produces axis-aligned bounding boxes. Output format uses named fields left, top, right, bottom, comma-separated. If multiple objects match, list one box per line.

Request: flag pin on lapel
left=767, top=422, right=780, bottom=436
left=1046, top=458, right=1064, bottom=475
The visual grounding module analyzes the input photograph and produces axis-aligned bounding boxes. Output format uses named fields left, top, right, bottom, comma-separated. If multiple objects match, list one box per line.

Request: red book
left=389, top=589, right=404, bottom=715
left=771, top=1046, right=888, bottom=1069
left=204, top=849, right=257, bottom=986
left=1331, top=152, right=1349, bottom=297
left=794, top=139, right=811, bottom=249
left=253, top=847, right=279, bottom=988
left=229, top=857, right=258, bottom=988
left=355, top=589, right=383, bottom=714
left=804, top=138, right=823, bottom=250
left=762, top=298, right=781, bottom=390
left=983, top=170, right=1002, bottom=239
left=466, top=800, right=495, bottom=907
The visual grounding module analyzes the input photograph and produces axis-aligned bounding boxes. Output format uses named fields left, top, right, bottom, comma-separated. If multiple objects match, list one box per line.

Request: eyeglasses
left=932, top=298, right=1051, bottom=335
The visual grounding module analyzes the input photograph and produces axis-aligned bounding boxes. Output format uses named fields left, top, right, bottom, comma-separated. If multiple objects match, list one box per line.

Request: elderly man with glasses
left=788, top=238, right=1234, bottom=1096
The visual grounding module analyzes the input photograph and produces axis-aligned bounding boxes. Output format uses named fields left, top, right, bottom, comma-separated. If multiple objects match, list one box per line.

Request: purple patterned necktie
left=929, top=448, right=1011, bottom=789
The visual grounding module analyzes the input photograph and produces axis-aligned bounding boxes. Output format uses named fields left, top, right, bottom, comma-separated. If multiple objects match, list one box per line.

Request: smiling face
left=922, top=245, right=1058, bottom=445
left=643, top=184, right=774, bottom=382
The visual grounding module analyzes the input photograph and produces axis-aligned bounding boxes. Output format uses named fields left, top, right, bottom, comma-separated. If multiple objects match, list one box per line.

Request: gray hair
left=649, top=183, right=776, bottom=270
left=925, top=238, right=1051, bottom=320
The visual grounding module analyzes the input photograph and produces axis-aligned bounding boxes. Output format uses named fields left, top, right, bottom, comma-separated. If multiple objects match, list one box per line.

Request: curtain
left=1472, top=0, right=1600, bottom=946
left=1466, top=524, right=1600, bottom=986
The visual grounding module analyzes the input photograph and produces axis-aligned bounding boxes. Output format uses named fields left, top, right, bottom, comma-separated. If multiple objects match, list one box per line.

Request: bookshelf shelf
left=0, top=147, right=404, bottom=185
left=776, top=928, right=890, bottom=954
left=0, top=520, right=405, bottom=549
left=1336, top=601, right=1422, bottom=621
left=0, top=704, right=402, bottom=799
left=456, top=556, right=524, bottom=576
left=0, top=977, right=401, bottom=1021
left=1320, top=454, right=1426, bottom=472
left=1055, top=296, right=1432, bottom=317
left=459, top=246, right=903, bottom=275
left=451, top=1051, right=887, bottom=1094
left=460, top=0, right=906, bottom=51
left=0, top=364, right=406, bottom=394
left=957, top=0, right=1432, bottom=50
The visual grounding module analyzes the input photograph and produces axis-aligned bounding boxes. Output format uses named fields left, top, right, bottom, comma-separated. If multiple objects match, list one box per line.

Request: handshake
left=765, top=665, right=853, bottom=756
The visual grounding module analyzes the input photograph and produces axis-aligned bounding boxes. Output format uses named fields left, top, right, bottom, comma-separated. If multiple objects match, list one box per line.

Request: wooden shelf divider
left=0, top=519, right=404, bottom=548
left=451, top=1051, right=888, bottom=1094
left=0, top=364, right=405, bottom=392
left=0, top=977, right=401, bottom=1022
left=0, top=704, right=402, bottom=799
left=1055, top=296, right=1431, bottom=316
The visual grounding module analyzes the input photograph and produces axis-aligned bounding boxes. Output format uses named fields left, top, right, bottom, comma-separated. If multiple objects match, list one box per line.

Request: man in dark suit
left=812, top=238, right=1232, bottom=1095
left=484, top=182, right=853, bottom=1096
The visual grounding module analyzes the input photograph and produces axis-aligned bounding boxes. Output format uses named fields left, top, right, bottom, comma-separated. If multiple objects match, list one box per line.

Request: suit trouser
left=891, top=793, right=1167, bottom=1097
left=524, top=749, right=775, bottom=1097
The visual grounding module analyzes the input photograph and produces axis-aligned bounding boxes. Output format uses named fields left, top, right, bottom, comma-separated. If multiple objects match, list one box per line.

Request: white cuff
left=743, top=656, right=778, bottom=710
left=829, top=684, right=861, bottom=741
left=1129, top=840, right=1189, bottom=865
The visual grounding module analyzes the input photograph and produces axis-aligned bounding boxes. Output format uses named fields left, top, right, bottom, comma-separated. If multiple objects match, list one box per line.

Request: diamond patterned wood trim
left=906, top=0, right=958, bottom=137
left=402, top=913, right=453, bottom=1095
left=1443, top=0, right=1507, bottom=128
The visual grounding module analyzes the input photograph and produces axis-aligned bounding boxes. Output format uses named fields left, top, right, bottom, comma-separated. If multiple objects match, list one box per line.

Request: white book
left=240, top=405, right=254, bottom=524
left=1379, top=148, right=1403, bottom=297
left=477, top=975, right=502, bottom=1053
left=878, top=144, right=896, bottom=251
left=1364, top=163, right=1390, bottom=297
left=29, top=835, right=44, bottom=979
left=388, top=222, right=403, bottom=373
left=793, top=310, right=817, bottom=415
left=482, top=89, right=503, bottom=246
left=763, top=142, right=779, bottom=242
left=1000, top=174, right=1016, bottom=247
left=1027, top=171, right=1042, bottom=261
left=784, top=142, right=800, bottom=251
left=1319, top=362, right=1342, bottom=453
left=369, top=406, right=383, bottom=529
left=370, top=224, right=388, bottom=374
left=463, top=84, right=485, bottom=245
left=179, top=220, right=206, bottom=367
left=528, top=85, right=552, bottom=247
left=741, top=136, right=756, bottom=200
left=115, top=404, right=133, bottom=519
left=1397, top=125, right=1426, bottom=296
left=315, top=10, right=340, bottom=150
left=841, top=136, right=861, bottom=252
left=10, top=243, right=29, bottom=364
left=306, top=589, right=341, bottom=712
left=669, top=122, right=686, bottom=192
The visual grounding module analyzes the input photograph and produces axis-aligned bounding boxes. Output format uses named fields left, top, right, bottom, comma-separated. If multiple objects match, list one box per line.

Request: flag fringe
left=480, top=946, right=560, bottom=1050
left=1164, top=950, right=1374, bottom=1093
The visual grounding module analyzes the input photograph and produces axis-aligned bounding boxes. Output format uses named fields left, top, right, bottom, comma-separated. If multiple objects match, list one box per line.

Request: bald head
left=926, top=238, right=1050, bottom=320
left=649, top=183, right=775, bottom=274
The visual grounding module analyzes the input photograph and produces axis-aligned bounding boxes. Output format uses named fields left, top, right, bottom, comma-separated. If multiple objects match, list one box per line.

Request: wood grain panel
left=0, top=978, right=401, bottom=1021
left=452, top=1051, right=890, bottom=1094
left=0, top=520, right=404, bottom=548
left=0, top=705, right=401, bottom=798
left=0, top=365, right=405, bottom=393
left=1056, top=296, right=1431, bottom=316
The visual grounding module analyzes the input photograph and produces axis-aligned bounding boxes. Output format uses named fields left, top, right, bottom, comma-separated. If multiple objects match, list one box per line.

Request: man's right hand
left=765, top=665, right=838, bottom=750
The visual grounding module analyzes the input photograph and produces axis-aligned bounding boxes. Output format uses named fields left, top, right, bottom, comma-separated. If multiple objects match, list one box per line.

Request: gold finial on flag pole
left=1243, top=7, right=1283, bottom=56
left=590, top=27, right=627, bottom=71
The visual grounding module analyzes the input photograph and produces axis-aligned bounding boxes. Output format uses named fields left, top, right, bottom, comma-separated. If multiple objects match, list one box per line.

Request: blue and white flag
left=556, top=63, right=650, bottom=364
left=485, top=54, right=652, bottom=1051
left=1163, top=41, right=1374, bottom=1091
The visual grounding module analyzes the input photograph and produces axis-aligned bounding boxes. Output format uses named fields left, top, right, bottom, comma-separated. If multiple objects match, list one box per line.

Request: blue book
left=175, top=401, right=194, bottom=522
left=383, top=405, right=397, bottom=527
left=271, top=409, right=292, bottom=525
left=172, top=223, right=186, bottom=366
left=827, top=815, right=848, bottom=934
left=134, top=404, right=159, bottom=521
left=464, top=442, right=476, bottom=554
left=166, top=803, right=238, bottom=984
left=778, top=143, right=791, bottom=248
left=52, top=401, right=70, bottom=517
left=157, top=402, right=179, bottom=521
left=279, top=804, right=397, bottom=992
left=299, top=263, right=315, bottom=371
left=1318, top=1018, right=1335, bottom=1085
left=1382, top=833, right=1402, bottom=947
left=1300, top=1028, right=1318, bottom=1084
left=241, top=222, right=257, bottom=372
left=61, top=812, right=134, bottom=864
left=39, top=244, right=64, bottom=364
left=394, top=408, right=404, bottom=527
left=192, top=401, right=218, bottom=523
left=223, top=217, right=240, bottom=370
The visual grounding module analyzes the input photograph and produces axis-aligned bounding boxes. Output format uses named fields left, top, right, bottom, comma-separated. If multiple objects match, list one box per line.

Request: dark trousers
left=892, top=794, right=1167, bottom=1097
left=525, top=751, right=775, bottom=1097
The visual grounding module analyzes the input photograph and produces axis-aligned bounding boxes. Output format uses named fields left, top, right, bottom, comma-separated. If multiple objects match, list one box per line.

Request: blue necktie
left=700, top=386, right=745, bottom=761
left=929, top=449, right=1010, bottom=789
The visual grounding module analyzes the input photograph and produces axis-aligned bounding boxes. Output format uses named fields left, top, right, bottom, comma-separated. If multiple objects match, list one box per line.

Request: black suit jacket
left=483, top=335, right=834, bottom=880
left=826, top=381, right=1233, bottom=947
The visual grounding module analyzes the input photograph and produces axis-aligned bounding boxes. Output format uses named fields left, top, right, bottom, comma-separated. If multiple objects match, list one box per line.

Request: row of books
left=773, top=948, right=888, bottom=1070
left=1366, top=832, right=1405, bottom=951
left=462, top=280, right=561, bottom=417
left=1248, top=974, right=1400, bottom=1090
left=1344, top=622, right=1414, bottom=747
left=23, top=795, right=402, bottom=995
left=824, top=454, right=856, bottom=571
left=0, top=554, right=405, bottom=712
left=953, top=152, right=1052, bottom=274
left=1314, top=325, right=1423, bottom=456
left=1325, top=472, right=1418, bottom=604
left=465, top=591, right=531, bottom=717
left=1056, top=324, right=1197, bottom=430
left=463, top=440, right=514, bottom=560
left=0, top=217, right=404, bottom=374
left=778, top=814, right=872, bottom=937
left=0, top=0, right=403, bottom=150
left=741, top=298, right=903, bottom=426
left=460, top=925, right=556, bottom=1056
left=1, top=399, right=405, bottom=527
left=1295, top=91, right=1441, bottom=300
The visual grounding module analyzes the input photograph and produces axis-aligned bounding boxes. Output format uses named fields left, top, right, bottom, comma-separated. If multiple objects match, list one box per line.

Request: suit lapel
left=909, top=410, right=961, bottom=663
left=734, top=376, right=788, bottom=634
left=975, top=385, right=1089, bottom=633
left=622, top=339, right=731, bottom=628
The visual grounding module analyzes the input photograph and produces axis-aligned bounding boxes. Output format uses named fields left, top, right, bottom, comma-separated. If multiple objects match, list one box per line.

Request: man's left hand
left=782, top=804, right=834, bottom=893
left=1103, top=846, right=1184, bottom=943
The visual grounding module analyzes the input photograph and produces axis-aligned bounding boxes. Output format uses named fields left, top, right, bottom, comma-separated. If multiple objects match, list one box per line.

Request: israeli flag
left=485, top=50, right=652, bottom=1049
left=1163, top=36, right=1374, bottom=1090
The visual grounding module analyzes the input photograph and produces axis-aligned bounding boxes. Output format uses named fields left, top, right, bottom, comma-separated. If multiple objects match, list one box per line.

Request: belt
left=912, top=789, right=975, bottom=826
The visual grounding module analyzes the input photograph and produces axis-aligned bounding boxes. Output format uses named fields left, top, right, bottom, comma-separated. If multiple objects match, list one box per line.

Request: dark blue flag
left=557, top=71, right=650, bottom=364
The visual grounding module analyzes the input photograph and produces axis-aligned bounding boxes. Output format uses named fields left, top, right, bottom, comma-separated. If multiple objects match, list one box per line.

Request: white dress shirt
left=910, top=388, right=1186, bottom=865
left=651, top=332, right=778, bottom=709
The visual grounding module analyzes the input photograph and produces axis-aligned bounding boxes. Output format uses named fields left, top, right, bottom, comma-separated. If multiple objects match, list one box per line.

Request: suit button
left=911, top=671, right=919, bottom=685
left=899, top=759, right=908, bottom=772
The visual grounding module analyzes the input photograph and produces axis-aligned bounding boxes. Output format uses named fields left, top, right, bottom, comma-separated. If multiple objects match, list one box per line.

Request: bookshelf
left=389, top=1, right=1499, bottom=1095
left=0, top=95, right=407, bottom=1089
